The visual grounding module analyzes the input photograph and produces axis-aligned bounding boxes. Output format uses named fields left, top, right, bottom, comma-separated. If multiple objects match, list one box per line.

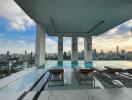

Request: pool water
left=45, top=60, right=132, bottom=70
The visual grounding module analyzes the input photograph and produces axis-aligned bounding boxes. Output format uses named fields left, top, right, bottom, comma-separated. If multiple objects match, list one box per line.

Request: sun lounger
left=97, top=67, right=132, bottom=87
left=122, top=69, right=132, bottom=74
left=94, top=68, right=125, bottom=87
left=74, top=67, right=95, bottom=85
left=48, top=68, right=64, bottom=86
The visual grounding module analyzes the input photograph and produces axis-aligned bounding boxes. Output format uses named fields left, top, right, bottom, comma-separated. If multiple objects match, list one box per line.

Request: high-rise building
left=93, top=49, right=97, bottom=56
left=63, top=52, right=67, bottom=59
left=25, top=51, right=27, bottom=55
left=116, top=46, right=119, bottom=56
left=100, top=49, right=104, bottom=55
left=121, top=50, right=125, bottom=56
left=7, top=51, right=10, bottom=56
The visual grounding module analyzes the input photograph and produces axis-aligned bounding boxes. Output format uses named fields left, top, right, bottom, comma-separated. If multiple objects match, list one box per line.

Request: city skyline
left=1, top=45, right=130, bottom=61
left=0, top=45, right=128, bottom=55
left=0, top=0, right=132, bottom=54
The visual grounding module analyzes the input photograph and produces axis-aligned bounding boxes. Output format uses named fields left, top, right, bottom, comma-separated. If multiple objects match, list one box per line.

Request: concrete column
left=58, top=36, right=63, bottom=66
left=84, top=36, right=93, bottom=68
left=35, top=23, right=45, bottom=66
left=71, top=36, right=78, bottom=66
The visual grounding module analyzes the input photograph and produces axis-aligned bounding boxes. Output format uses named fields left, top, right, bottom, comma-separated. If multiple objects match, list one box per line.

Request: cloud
left=0, top=0, right=35, bottom=31
left=0, top=39, right=28, bottom=47
left=78, top=38, right=84, bottom=52
left=46, top=38, right=56, bottom=45
left=17, top=40, right=27, bottom=46
left=0, top=38, right=35, bottom=53
left=93, top=19, right=132, bottom=52
left=0, top=33, right=5, bottom=37
left=46, top=37, right=57, bottom=53
left=63, top=37, right=71, bottom=52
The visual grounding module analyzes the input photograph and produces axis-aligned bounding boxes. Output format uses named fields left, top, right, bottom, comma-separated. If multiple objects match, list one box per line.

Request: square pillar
left=84, top=36, right=93, bottom=68
left=58, top=36, right=63, bottom=66
left=35, top=23, right=45, bottom=66
left=71, top=36, right=78, bottom=67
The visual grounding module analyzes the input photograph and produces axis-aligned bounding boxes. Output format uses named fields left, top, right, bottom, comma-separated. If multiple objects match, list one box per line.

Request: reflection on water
left=71, top=61, right=78, bottom=68
left=84, top=62, right=93, bottom=68
left=45, top=60, right=132, bottom=70
left=57, top=62, right=63, bottom=67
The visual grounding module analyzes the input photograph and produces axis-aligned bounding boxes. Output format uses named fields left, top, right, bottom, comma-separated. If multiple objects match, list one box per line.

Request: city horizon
left=0, top=45, right=131, bottom=54
left=0, top=0, right=132, bottom=54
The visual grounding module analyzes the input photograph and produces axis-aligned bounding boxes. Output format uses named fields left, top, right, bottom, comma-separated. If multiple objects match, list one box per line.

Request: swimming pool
left=0, top=60, right=132, bottom=92
left=45, top=60, right=132, bottom=70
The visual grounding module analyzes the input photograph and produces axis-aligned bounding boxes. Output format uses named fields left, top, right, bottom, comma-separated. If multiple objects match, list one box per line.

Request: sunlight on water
left=45, top=60, right=132, bottom=70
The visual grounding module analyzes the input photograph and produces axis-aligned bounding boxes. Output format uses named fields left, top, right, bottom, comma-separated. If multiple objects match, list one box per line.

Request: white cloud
left=78, top=38, right=84, bottom=52
left=92, top=19, right=132, bottom=52
left=63, top=37, right=71, bottom=52
left=46, top=38, right=56, bottom=45
left=123, top=19, right=132, bottom=28
left=0, top=0, right=35, bottom=31
left=46, top=37, right=57, bottom=53
left=0, top=38, right=35, bottom=53
left=17, top=40, right=27, bottom=46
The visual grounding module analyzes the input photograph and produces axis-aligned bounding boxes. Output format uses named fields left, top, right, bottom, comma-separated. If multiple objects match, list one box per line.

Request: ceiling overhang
left=14, top=0, right=132, bottom=36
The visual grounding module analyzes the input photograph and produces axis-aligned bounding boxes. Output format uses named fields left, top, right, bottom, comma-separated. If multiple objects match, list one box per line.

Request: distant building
left=126, top=52, right=132, bottom=60
left=93, top=49, right=97, bottom=57
left=100, top=49, right=104, bottom=55
left=25, top=51, right=27, bottom=55
left=63, top=52, right=67, bottom=59
left=116, top=46, right=119, bottom=56
left=7, top=51, right=10, bottom=56
left=67, top=51, right=71, bottom=59
left=78, top=50, right=84, bottom=60
left=121, top=50, right=125, bottom=56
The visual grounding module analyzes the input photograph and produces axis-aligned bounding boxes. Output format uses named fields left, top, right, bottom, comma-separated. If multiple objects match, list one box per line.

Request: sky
left=0, top=0, right=132, bottom=54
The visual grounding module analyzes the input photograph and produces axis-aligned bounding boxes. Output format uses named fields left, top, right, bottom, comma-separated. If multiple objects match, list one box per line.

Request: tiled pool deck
left=0, top=88, right=132, bottom=100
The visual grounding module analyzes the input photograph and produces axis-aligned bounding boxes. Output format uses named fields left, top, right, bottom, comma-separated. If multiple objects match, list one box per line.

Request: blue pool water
left=45, top=60, right=132, bottom=70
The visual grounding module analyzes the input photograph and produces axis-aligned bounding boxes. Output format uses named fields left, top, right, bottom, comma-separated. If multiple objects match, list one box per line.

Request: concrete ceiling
left=14, top=0, right=132, bottom=36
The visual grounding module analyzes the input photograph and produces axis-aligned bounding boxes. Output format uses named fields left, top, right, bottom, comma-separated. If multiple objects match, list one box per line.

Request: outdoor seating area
left=46, top=66, right=132, bottom=89
left=44, top=66, right=102, bottom=91
left=74, top=67, right=95, bottom=85
left=94, top=66, right=132, bottom=88
left=2, top=64, right=132, bottom=100
left=48, top=68, right=64, bottom=86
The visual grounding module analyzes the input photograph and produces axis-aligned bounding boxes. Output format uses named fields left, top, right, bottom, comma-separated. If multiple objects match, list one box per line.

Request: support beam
left=35, top=23, right=45, bottom=66
left=58, top=36, right=63, bottom=66
left=84, top=36, right=93, bottom=68
left=71, top=36, right=78, bottom=66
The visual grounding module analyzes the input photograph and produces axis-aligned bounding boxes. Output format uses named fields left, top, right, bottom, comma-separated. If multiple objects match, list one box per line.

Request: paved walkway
left=38, top=88, right=132, bottom=100
left=0, top=88, right=132, bottom=100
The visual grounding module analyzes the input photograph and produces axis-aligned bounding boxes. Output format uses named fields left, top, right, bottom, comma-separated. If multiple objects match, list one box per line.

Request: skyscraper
left=116, top=46, right=119, bottom=56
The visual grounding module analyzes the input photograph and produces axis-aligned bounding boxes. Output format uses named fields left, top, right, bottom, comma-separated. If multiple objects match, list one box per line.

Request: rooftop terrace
left=0, top=61, right=132, bottom=100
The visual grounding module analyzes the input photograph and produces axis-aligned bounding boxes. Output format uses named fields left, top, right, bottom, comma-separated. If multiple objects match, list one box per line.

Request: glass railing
left=0, top=60, right=35, bottom=79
